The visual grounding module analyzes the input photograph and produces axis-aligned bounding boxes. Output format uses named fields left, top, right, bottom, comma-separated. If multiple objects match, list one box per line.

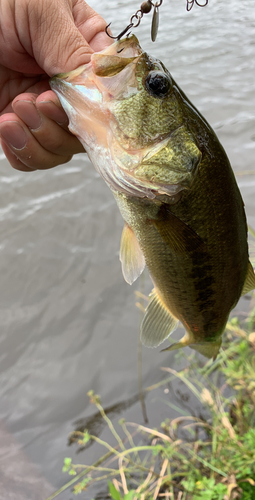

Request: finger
left=89, top=30, right=113, bottom=53
left=0, top=115, right=73, bottom=170
left=36, top=91, right=69, bottom=126
left=12, top=95, right=85, bottom=156
left=19, top=0, right=94, bottom=75
left=72, top=0, right=112, bottom=51
left=0, top=140, right=34, bottom=172
left=13, top=90, right=69, bottom=130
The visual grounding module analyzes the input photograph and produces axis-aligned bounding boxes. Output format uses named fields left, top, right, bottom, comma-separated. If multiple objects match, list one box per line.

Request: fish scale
left=50, top=35, right=255, bottom=359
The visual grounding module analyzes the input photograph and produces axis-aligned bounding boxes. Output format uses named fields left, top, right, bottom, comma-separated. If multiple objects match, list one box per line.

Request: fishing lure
left=105, top=0, right=208, bottom=42
left=105, top=0, right=163, bottom=42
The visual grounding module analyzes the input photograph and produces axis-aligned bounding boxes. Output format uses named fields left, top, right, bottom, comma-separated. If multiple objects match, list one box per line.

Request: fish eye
left=145, top=71, right=172, bottom=98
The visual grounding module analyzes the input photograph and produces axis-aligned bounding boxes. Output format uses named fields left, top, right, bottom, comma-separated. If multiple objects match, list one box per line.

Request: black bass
left=50, top=36, right=255, bottom=359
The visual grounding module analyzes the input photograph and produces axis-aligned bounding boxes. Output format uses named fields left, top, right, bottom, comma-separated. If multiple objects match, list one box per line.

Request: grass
left=45, top=297, right=255, bottom=500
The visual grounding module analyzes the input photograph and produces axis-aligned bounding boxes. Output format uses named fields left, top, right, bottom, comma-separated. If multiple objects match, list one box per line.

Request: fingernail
left=14, top=100, right=42, bottom=130
left=39, top=100, right=68, bottom=125
left=0, top=121, right=27, bottom=149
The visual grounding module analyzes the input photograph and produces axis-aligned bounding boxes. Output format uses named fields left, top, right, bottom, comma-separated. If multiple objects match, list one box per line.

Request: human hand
left=0, top=0, right=111, bottom=171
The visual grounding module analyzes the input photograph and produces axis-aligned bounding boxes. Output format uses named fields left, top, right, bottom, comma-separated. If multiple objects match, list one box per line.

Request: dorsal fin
left=119, top=223, right=145, bottom=285
left=241, top=261, right=255, bottom=296
left=140, top=288, right=179, bottom=348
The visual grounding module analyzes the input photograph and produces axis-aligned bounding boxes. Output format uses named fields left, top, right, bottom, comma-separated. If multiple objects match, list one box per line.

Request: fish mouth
left=91, top=36, right=143, bottom=77
left=50, top=35, right=143, bottom=99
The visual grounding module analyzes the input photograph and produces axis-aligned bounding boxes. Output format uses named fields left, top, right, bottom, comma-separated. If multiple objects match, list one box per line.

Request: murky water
left=0, top=0, right=254, bottom=497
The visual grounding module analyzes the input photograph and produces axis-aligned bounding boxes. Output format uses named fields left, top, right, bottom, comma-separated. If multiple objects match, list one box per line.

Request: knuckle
left=47, top=136, right=73, bottom=156
left=62, top=154, right=73, bottom=165
left=88, top=12, right=108, bottom=34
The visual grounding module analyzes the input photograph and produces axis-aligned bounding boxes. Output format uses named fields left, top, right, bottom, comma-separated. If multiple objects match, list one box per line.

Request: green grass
left=45, top=302, right=255, bottom=500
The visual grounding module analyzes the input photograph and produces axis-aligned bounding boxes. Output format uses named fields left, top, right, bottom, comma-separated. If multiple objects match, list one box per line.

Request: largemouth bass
left=50, top=36, right=255, bottom=359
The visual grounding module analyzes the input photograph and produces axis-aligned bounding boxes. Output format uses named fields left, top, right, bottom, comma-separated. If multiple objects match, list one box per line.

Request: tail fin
left=189, top=339, right=222, bottom=360
left=161, top=331, right=221, bottom=360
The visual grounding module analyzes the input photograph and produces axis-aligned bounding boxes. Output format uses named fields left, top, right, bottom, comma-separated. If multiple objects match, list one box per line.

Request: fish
left=50, top=35, right=255, bottom=359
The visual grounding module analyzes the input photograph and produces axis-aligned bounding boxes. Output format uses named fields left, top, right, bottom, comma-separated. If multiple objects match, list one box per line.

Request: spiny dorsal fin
left=140, top=288, right=178, bottom=348
left=119, top=223, right=145, bottom=285
left=161, top=332, right=221, bottom=360
left=241, top=261, right=255, bottom=296
left=152, top=205, right=205, bottom=254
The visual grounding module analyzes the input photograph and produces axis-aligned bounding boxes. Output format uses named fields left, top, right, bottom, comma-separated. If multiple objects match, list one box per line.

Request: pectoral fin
left=120, top=223, right=145, bottom=285
left=241, top=261, right=255, bottom=296
left=140, top=288, right=179, bottom=347
left=152, top=205, right=204, bottom=254
left=162, top=332, right=221, bottom=360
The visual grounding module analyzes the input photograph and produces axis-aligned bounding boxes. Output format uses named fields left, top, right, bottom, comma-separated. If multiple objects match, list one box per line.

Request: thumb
left=23, top=0, right=108, bottom=76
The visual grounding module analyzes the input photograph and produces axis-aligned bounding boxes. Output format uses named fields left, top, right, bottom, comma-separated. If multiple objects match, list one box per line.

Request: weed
left=46, top=305, right=255, bottom=500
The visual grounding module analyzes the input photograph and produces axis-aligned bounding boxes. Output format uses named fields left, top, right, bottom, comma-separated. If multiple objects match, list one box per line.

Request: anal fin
left=140, top=288, right=178, bottom=348
left=241, top=261, right=255, bottom=296
left=120, top=223, right=145, bottom=285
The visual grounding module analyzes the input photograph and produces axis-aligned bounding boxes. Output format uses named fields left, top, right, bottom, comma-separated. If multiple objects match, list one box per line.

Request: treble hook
left=105, top=22, right=134, bottom=41
left=186, top=0, right=208, bottom=11
left=105, top=0, right=153, bottom=41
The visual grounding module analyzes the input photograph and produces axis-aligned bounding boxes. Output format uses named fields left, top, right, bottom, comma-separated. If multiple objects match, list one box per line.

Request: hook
left=186, top=0, right=208, bottom=11
left=105, top=22, right=134, bottom=41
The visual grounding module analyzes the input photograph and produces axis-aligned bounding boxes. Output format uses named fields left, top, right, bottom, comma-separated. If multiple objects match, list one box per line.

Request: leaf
left=82, top=430, right=90, bottom=444
left=151, top=444, right=164, bottom=456
left=181, top=478, right=196, bottom=493
left=108, top=481, right=121, bottom=500
left=123, top=491, right=136, bottom=500
left=62, top=457, right=72, bottom=473
left=213, top=483, right=228, bottom=500
left=69, top=469, right=77, bottom=476
left=73, top=478, right=91, bottom=495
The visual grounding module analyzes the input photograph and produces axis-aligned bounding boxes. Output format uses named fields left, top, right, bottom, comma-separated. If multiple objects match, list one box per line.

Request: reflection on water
left=69, top=393, right=141, bottom=451
left=0, top=0, right=254, bottom=495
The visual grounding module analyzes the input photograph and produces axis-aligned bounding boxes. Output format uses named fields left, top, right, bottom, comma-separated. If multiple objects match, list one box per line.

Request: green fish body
left=50, top=36, right=255, bottom=358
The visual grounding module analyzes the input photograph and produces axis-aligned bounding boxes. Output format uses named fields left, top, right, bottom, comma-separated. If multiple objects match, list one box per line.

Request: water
left=0, top=0, right=254, bottom=497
